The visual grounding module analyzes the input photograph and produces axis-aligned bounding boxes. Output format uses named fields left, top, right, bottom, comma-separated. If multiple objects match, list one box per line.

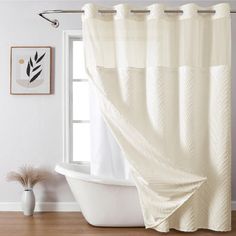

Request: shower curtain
left=90, top=86, right=130, bottom=179
left=82, top=3, right=231, bottom=232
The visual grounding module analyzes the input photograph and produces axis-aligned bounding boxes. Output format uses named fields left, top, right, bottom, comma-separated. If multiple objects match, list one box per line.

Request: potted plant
left=6, top=165, right=49, bottom=216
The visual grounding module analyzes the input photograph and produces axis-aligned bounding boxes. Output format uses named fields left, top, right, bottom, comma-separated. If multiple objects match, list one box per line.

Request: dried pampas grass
left=6, top=165, right=50, bottom=189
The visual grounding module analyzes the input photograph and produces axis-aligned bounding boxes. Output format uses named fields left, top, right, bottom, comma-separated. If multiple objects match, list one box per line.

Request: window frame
left=63, top=30, right=90, bottom=164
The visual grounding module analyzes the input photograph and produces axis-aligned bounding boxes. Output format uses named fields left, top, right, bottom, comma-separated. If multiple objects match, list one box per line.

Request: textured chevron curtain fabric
left=82, top=3, right=231, bottom=232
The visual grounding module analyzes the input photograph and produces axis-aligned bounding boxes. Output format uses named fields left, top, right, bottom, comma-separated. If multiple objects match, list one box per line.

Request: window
left=63, top=30, right=90, bottom=163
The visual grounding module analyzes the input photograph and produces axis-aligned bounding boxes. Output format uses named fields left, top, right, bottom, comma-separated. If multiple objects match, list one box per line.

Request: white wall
left=0, top=0, right=235, bottom=210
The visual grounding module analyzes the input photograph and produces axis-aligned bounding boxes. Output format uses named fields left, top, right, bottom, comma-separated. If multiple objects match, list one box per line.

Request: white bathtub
left=55, top=163, right=144, bottom=227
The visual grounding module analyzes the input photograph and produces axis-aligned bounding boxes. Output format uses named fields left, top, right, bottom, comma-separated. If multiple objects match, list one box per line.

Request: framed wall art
left=10, top=46, right=52, bottom=94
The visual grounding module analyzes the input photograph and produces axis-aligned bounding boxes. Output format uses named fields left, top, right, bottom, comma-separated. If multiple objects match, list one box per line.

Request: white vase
left=21, top=189, right=35, bottom=216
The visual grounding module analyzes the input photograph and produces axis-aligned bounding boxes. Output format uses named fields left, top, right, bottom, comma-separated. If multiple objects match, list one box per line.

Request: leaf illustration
left=26, top=62, right=31, bottom=76
left=30, top=70, right=42, bottom=83
left=36, top=53, right=46, bottom=63
left=29, top=57, right=33, bottom=67
left=32, top=64, right=41, bottom=72
left=34, top=51, right=38, bottom=61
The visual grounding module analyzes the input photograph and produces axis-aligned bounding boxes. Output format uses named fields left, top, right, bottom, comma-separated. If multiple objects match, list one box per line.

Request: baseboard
left=0, top=201, right=235, bottom=212
left=0, top=202, right=81, bottom=212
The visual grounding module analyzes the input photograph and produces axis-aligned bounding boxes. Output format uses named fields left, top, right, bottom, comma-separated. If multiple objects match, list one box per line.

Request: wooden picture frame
left=10, top=46, right=52, bottom=95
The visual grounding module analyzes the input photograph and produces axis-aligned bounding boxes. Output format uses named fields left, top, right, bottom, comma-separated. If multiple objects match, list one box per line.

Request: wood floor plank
left=0, top=212, right=235, bottom=236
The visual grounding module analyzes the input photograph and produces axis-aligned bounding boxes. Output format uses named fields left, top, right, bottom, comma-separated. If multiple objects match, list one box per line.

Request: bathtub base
left=67, top=177, right=144, bottom=227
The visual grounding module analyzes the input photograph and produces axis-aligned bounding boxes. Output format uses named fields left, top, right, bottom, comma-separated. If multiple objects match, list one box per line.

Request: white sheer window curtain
left=83, top=3, right=231, bottom=232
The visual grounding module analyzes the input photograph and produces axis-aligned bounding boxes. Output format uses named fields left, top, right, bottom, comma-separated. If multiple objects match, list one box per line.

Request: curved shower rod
left=39, top=9, right=236, bottom=28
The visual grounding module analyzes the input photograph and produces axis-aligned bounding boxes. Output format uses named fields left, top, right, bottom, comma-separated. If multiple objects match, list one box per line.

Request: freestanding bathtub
left=55, top=163, right=144, bottom=227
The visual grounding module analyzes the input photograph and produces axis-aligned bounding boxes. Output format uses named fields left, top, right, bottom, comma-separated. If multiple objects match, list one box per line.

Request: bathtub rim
left=55, top=162, right=136, bottom=187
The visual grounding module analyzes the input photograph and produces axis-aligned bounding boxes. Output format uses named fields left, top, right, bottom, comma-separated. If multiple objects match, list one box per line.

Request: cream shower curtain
left=82, top=3, right=231, bottom=232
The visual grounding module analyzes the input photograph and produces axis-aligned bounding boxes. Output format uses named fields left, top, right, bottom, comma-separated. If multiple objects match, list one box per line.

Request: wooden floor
left=0, top=212, right=235, bottom=236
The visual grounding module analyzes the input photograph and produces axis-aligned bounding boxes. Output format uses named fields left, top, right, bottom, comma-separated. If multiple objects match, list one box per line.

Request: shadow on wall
left=37, top=172, right=74, bottom=210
